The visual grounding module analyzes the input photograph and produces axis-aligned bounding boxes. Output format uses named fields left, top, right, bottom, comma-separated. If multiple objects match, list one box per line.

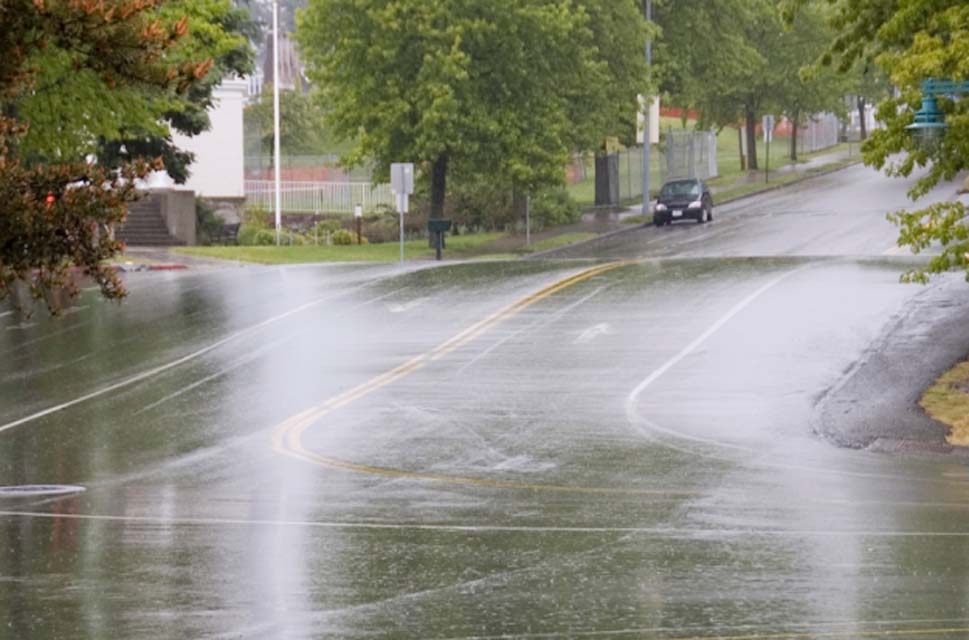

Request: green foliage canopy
left=790, top=0, right=969, bottom=281
left=12, top=0, right=256, bottom=183
left=0, top=0, right=212, bottom=314
left=296, top=0, right=651, bottom=215
left=656, top=0, right=844, bottom=168
left=244, top=87, right=331, bottom=156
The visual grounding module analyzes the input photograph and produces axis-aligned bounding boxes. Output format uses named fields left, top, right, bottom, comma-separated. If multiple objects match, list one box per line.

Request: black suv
left=653, top=178, right=714, bottom=226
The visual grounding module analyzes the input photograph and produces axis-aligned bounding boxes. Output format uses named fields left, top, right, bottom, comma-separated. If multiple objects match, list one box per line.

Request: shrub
left=331, top=228, right=354, bottom=245
left=312, top=219, right=344, bottom=236
left=363, top=215, right=401, bottom=243
left=195, top=199, right=225, bottom=246
left=237, top=225, right=261, bottom=246
left=529, top=187, right=581, bottom=230
left=254, top=229, right=276, bottom=246
left=241, top=204, right=269, bottom=229
left=446, top=181, right=516, bottom=231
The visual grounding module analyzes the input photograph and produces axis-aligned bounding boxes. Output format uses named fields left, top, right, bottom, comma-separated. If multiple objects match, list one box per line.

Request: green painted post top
left=427, top=219, right=452, bottom=234
left=907, top=78, right=969, bottom=132
left=921, top=78, right=969, bottom=97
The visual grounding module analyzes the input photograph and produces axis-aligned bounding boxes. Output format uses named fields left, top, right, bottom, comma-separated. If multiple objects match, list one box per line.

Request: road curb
left=109, top=263, right=188, bottom=272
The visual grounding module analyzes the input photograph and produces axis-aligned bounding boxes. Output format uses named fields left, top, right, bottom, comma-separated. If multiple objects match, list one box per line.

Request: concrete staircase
left=116, top=195, right=184, bottom=247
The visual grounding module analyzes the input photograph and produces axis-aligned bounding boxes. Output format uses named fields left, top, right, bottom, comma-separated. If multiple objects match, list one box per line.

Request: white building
left=148, top=78, right=248, bottom=202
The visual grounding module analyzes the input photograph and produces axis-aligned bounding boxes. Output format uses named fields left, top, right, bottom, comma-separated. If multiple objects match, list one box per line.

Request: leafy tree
left=773, top=3, right=848, bottom=161
left=297, top=0, right=651, bottom=218
left=0, top=0, right=208, bottom=314
left=655, top=0, right=781, bottom=169
left=849, top=63, right=892, bottom=141
left=13, top=0, right=256, bottom=184
left=658, top=0, right=846, bottom=168
left=653, top=0, right=759, bottom=131
left=789, top=0, right=968, bottom=281
left=244, top=87, right=330, bottom=156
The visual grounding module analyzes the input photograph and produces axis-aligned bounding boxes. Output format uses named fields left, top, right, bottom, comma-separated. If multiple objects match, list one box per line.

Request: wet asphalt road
left=4, top=166, right=969, bottom=639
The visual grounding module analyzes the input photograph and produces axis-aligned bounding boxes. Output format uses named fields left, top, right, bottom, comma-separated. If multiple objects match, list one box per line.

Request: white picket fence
left=245, top=180, right=395, bottom=214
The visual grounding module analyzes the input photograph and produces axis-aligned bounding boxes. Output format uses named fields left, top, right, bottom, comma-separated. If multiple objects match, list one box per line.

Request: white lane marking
left=620, top=266, right=969, bottom=487
left=387, top=297, right=429, bottom=313
left=131, top=339, right=288, bottom=416
left=0, top=311, right=13, bottom=319
left=0, top=288, right=372, bottom=435
left=4, top=509, right=969, bottom=537
left=132, top=290, right=401, bottom=416
left=625, top=267, right=806, bottom=416
left=574, top=323, right=613, bottom=345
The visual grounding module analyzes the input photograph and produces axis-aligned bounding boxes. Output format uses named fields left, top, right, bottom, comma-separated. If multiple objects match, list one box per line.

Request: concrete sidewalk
left=116, top=247, right=245, bottom=270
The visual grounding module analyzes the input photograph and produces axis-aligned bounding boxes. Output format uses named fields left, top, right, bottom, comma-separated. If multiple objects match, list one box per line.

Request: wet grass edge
left=920, top=361, right=969, bottom=447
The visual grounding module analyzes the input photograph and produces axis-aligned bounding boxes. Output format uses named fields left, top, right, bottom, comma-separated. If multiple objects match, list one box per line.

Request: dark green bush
left=312, top=219, right=344, bottom=236
left=254, top=229, right=276, bottom=246
left=445, top=181, right=516, bottom=231
left=331, top=228, right=354, bottom=245
left=241, top=205, right=269, bottom=229
left=363, top=215, right=400, bottom=243
left=529, top=187, right=581, bottom=230
left=195, top=199, right=225, bottom=246
left=237, top=225, right=260, bottom=246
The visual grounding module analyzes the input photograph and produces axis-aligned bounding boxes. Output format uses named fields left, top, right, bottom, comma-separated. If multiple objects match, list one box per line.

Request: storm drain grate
left=0, top=485, right=86, bottom=498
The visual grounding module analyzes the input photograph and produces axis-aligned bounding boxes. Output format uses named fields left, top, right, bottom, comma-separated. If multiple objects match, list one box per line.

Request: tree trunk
left=745, top=107, right=758, bottom=171
left=857, top=97, right=868, bottom=141
left=430, top=154, right=448, bottom=219
left=790, top=118, right=798, bottom=162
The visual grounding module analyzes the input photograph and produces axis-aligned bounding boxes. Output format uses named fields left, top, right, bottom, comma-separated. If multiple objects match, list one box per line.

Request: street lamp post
left=906, top=78, right=969, bottom=150
left=641, top=0, right=652, bottom=218
left=272, top=0, right=282, bottom=246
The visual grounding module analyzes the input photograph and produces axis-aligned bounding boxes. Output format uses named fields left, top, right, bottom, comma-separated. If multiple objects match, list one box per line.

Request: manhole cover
left=0, top=485, right=86, bottom=498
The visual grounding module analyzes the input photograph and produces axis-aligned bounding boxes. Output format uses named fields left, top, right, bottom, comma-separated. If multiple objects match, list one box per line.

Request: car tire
left=707, top=207, right=713, bottom=222
left=654, top=217, right=663, bottom=227
left=696, top=209, right=705, bottom=224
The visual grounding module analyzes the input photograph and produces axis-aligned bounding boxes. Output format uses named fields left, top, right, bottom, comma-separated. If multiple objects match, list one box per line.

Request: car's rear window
left=661, top=181, right=701, bottom=197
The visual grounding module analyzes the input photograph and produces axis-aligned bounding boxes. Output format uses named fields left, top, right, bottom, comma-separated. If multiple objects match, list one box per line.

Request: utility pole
left=272, top=0, right=282, bottom=246
left=641, top=0, right=652, bottom=218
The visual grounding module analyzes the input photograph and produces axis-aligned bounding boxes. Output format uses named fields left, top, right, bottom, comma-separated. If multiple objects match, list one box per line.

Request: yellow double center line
left=271, top=261, right=695, bottom=496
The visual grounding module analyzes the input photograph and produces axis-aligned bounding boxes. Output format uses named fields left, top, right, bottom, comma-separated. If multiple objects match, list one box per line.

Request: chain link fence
left=566, top=131, right=719, bottom=208
left=662, top=130, right=718, bottom=182
left=796, top=113, right=841, bottom=155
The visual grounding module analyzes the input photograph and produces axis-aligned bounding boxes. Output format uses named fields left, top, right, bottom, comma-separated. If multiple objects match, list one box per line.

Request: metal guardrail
left=245, top=180, right=395, bottom=214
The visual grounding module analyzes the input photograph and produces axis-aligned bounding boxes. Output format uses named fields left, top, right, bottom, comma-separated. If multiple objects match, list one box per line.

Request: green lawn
left=175, top=233, right=508, bottom=264
left=175, top=230, right=603, bottom=265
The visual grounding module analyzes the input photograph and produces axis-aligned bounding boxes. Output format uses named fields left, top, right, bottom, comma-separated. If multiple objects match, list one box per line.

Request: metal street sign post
left=525, top=194, right=531, bottom=248
left=763, top=115, right=775, bottom=184
left=391, top=163, right=414, bottom=263
left=354, top=203, right=363, bottom=245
